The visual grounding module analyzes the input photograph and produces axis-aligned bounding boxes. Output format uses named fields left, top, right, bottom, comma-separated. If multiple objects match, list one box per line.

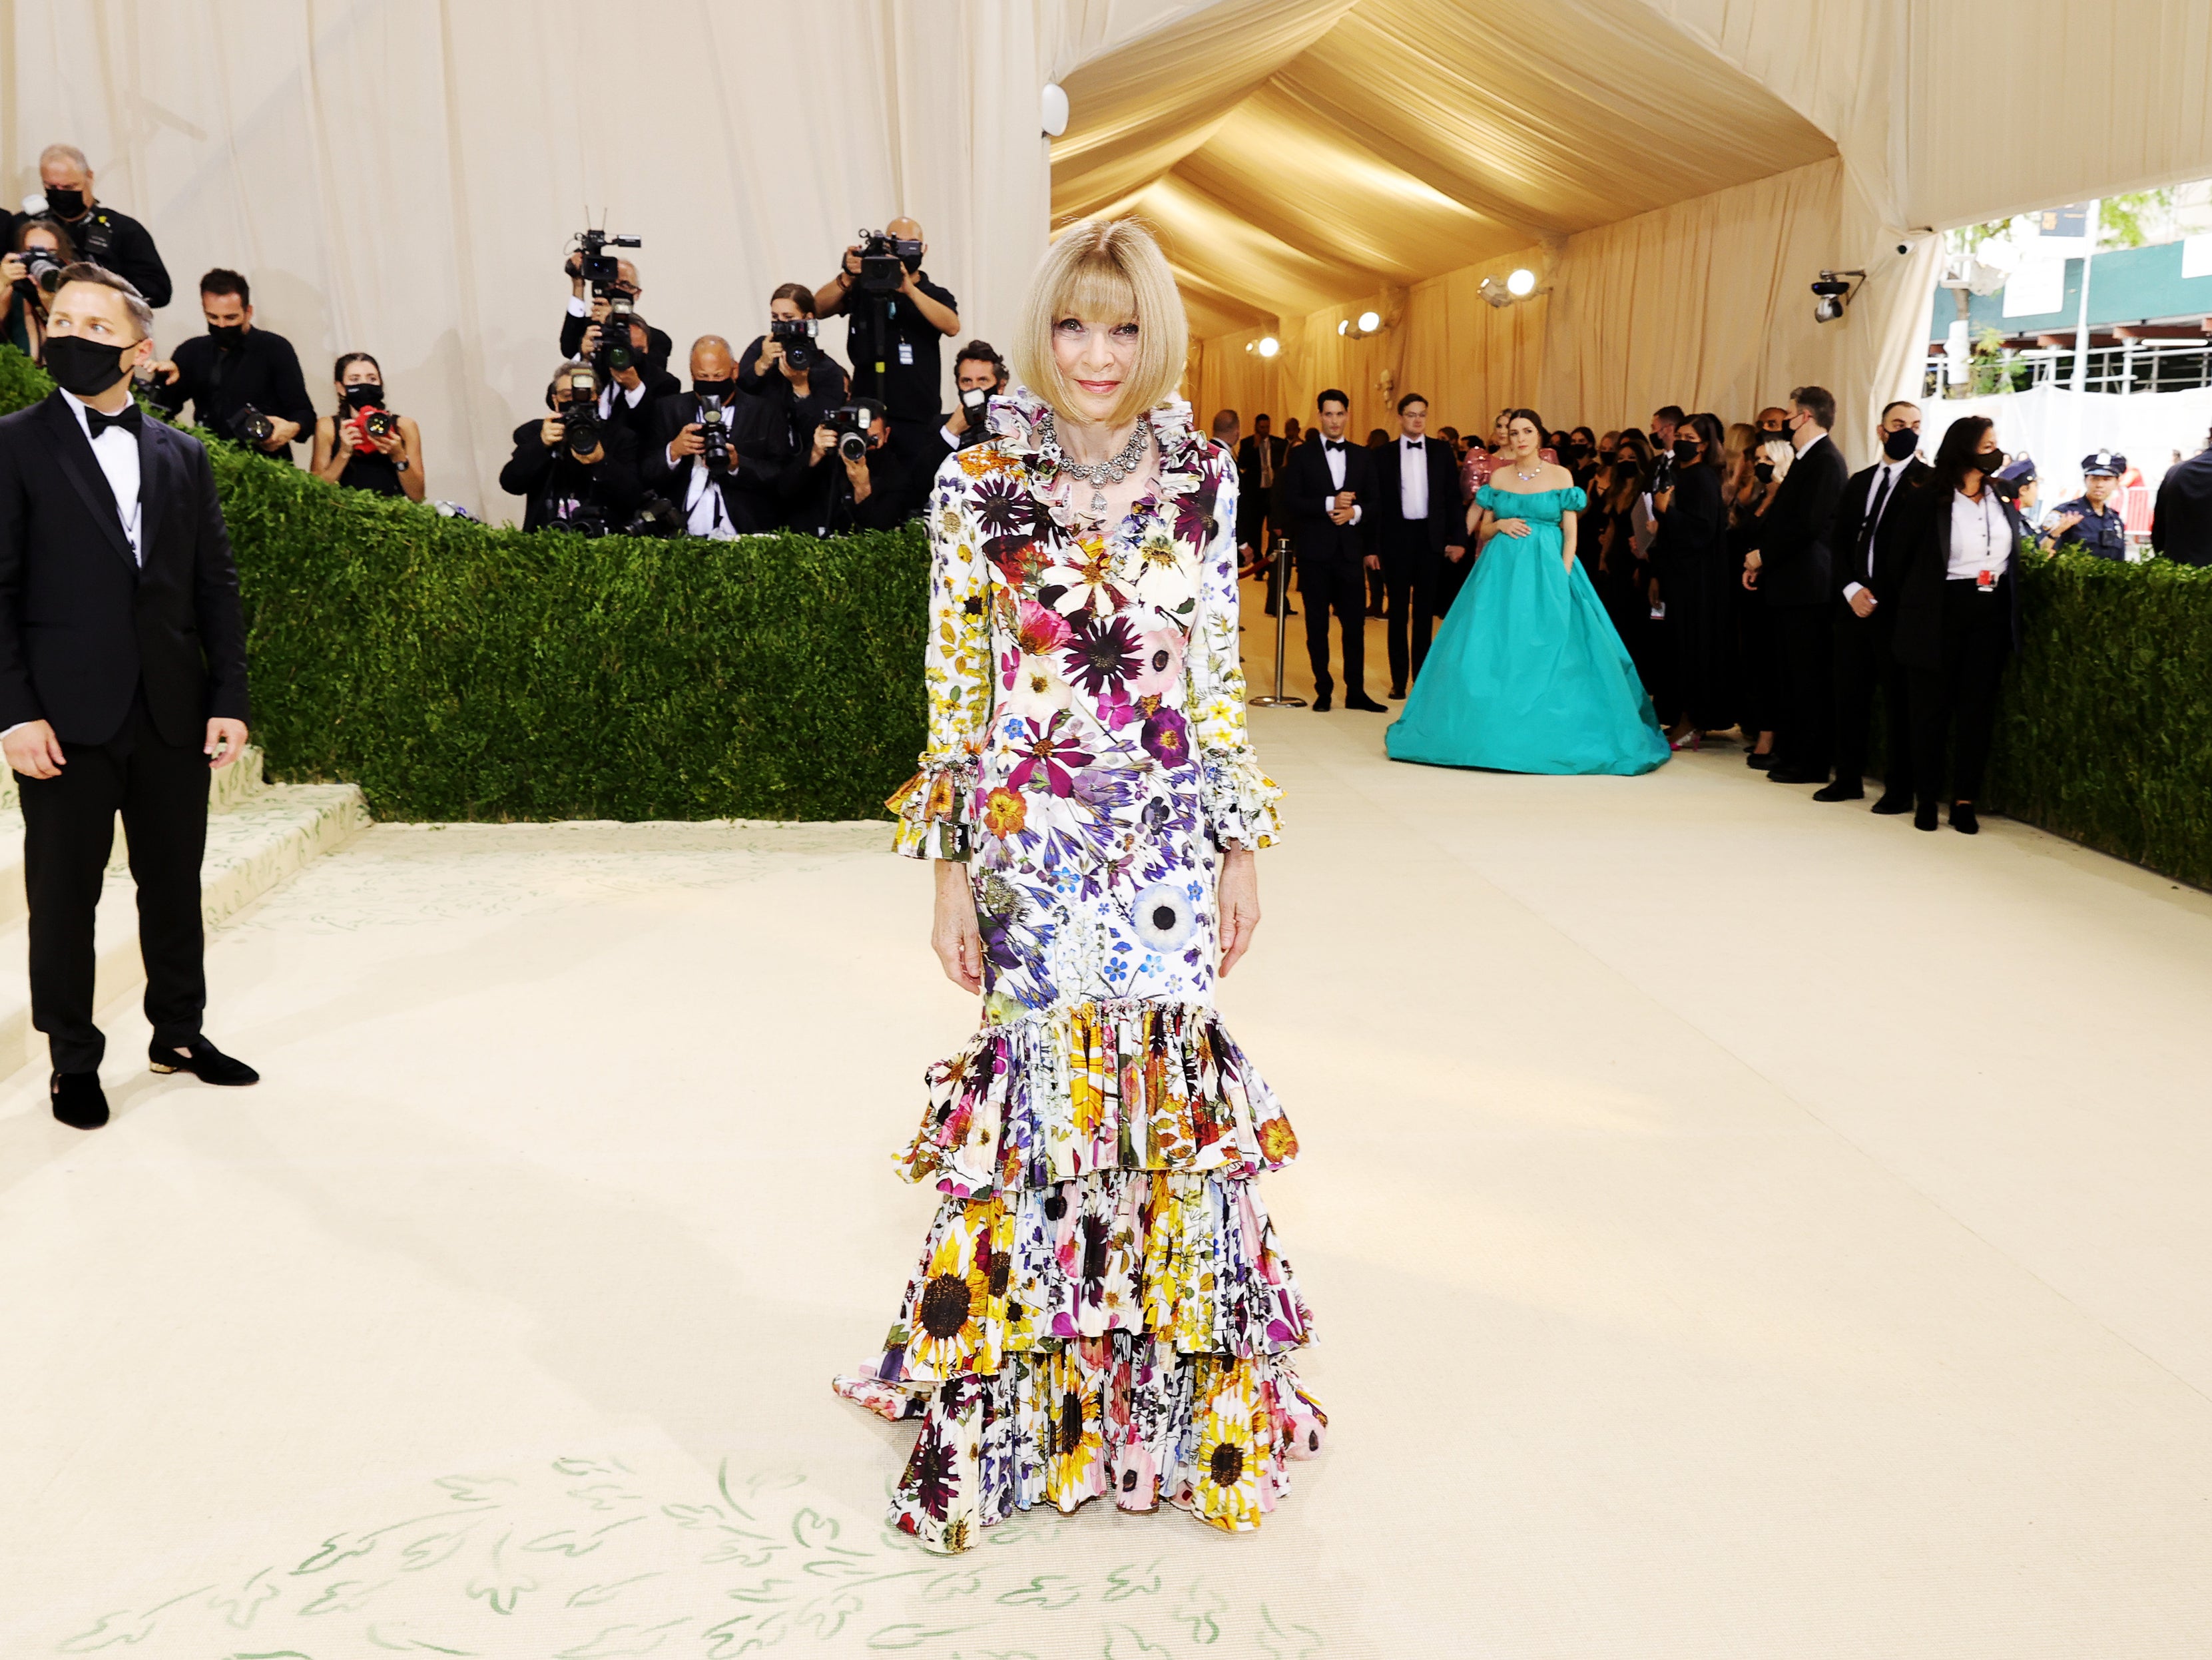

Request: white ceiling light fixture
left=1482, top=268, right=1545, bottom=309
left=1506, top=268, right=1537, bottom=298
left=1247, top=335, right=1280, bottom=357
left=1338, top=309, right=1388, bottom=340
left=1041, top=83, right=1069, bottom=138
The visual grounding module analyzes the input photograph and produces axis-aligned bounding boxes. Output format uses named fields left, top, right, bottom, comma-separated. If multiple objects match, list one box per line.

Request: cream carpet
left=5, top=607, right=2212, bottom=1658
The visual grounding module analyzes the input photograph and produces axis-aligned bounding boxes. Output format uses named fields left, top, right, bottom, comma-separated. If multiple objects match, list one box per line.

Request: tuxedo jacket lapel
left=42, top=394, right=139, bottom=574
left=135, top=416, right=170, bottom=567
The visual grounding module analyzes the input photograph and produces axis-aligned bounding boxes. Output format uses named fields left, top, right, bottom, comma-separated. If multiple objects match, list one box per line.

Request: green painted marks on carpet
left=49, top=1454, right=1330, bottom=1657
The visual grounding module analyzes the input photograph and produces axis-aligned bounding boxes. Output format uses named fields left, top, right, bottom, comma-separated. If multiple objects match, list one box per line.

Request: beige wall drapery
left=2, top=0, right=1057, bottom=523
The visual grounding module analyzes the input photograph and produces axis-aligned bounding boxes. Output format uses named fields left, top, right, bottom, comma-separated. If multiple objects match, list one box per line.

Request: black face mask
left=207, top=322, right=245, bottom=347
left=1673, top=437, right=1701, bottom=462
left=1883, top=427, right=1918, bottom=461
left=43, top=332, right=133, bottom=398
left=44, top=185, right=86, bottom=218
left=342, top=382, right=384, bottom=410
left=692, top=377, right=734, bottom=402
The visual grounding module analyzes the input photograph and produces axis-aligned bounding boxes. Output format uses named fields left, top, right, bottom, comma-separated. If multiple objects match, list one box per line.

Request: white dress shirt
left=1948, top=487, right=2011, bottom=584
left=61, top=389, right=146, bottom=564
left=682, top=459, right=736, bottom=539
left=597, top=378, right=649, bottom=422
left=1319, top=439, right=1362, bottom=524
left=1841, top=455, right=1911, bottom=605
left=1399, top=437, right=1429, bottom=521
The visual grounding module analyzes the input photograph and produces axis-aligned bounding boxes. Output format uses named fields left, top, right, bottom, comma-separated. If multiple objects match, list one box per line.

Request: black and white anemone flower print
left=1130, top=881, right=1199, bottom=952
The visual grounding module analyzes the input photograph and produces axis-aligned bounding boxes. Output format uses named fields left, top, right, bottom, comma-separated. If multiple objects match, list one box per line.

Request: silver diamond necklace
left=1040, top=410, right=1150, bottom=515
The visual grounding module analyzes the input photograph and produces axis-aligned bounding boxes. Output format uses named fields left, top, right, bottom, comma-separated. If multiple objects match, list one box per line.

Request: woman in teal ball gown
left=1386, top=408, right=1669, bottom=775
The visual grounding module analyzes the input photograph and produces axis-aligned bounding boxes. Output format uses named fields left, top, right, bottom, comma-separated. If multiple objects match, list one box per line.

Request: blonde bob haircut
left=1012, top=218, right=1187, bottom=427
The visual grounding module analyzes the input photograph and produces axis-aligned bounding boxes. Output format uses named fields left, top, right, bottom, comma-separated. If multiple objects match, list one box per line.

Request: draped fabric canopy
left=6, top=2, right=2212, bottom=517
left=1058, top=0, right=2212, bottom=465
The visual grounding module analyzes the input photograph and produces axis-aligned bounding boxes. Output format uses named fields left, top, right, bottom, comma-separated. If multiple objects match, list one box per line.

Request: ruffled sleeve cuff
left=886, top=757, right=978, bottom=860
left=1201, top=752, right=1284, bottom=851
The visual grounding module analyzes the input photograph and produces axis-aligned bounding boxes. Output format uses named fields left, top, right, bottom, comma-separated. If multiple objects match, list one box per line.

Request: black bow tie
left=85, top=403, right=144, bottom=441
left=1324, top=439, right=1346, bottom=451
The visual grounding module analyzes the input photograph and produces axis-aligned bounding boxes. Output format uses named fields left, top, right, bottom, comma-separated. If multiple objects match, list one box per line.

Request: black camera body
left=555, top=368, right=604, bottom=460
left=572, top=227, right=641, bottom=288
left=17, top=248, right=66, bottom=296
left=854, top=228, right=922, bottom=296
left=696, top=392, right=731, bottom=472
left=230, top=404, right=276, bottom=447
left=771, top=316, right=818, bottom=372
left=625, top=493, right=684, bottom=539
left=824, top=404, right=872, bottom=464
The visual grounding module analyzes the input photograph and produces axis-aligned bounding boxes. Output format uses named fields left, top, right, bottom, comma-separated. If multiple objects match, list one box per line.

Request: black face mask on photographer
left=44, top=184, right=87, bottom=218
left=692, top=376, right=734, bottom=402
left=44, top=332, right=137, bottom=398
left=342, top=382, right=384, bottom=411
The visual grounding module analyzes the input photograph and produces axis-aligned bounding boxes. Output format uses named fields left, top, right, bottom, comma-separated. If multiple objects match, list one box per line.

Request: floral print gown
left=832, top=390, right=1326, bottom=1552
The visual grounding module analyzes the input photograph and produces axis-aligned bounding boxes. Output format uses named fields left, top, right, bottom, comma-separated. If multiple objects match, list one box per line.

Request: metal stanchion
left=1248, top=533, right=1306, bottom=708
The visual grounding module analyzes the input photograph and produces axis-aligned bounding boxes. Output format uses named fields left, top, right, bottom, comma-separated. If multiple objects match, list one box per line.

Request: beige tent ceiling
left=1051, top=0, right=1838, bottom=338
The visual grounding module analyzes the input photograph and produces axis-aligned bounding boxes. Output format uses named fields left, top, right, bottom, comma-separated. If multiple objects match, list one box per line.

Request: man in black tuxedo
left=585, top=314, right=683, bottom=450
left=1818, top=400, right=1927, bottom=809
left=643, top=336, right=789, bottom=537
left=1237, top=414, right=1289, bottom=611
left=1748, top=384, right=1850, bottom=784
left=0, top=264, right=258, bottom=1131
left=1284, top=390, right=1383, bottom=712
left=1368, top=392, right=1466, bottom=696
left=560, top=252, right=675, bottom=380
left=499, top=360, right=645, bottom=532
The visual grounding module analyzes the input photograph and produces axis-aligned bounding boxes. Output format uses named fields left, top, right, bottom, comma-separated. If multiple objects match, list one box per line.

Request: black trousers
left=17, top=695, right=210, bottom=1073
left=1830, top=600, right=1913, bottom=795
left=1908, top=579, right=2012, bottom=805
left=1298, top=554, right=1368, bottom=697
left=1771, top=601, right=1834, bottom=773
left=1379, top=522, right=1440, bottom=689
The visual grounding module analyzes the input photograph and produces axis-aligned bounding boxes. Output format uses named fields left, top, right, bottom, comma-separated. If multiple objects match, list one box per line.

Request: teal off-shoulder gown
left=1385, top=485, right=1669, bottom=775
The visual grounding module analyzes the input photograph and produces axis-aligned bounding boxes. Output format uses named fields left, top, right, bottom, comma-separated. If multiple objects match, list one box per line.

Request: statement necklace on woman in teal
left=1514, top=463, right=1546, bottom=483
left=1037, top=408, right=1151, bottom=516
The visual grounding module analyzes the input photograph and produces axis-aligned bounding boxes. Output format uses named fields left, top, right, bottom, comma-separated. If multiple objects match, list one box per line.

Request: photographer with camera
left=499, top=358, right=644, bottom=532
left=645, top=335, right=790, bottom=537
left=581, top=311, right=682, bottom=447
left=928, top=340, right=1006, bottom=465
left=812, top=217, right=957, bottom=511
left=310, top=352, right=424, bottom=502
left=737, top=283, right=850, bottom=452
left=1, top=216, right=78, bottom=361
left=560, top=232, right=673, bottom=378
left=31, top=144, right=172, bottom=308
left=141, top=269, right=316, bottom=462
left=786, top=396, right=908, bottom=537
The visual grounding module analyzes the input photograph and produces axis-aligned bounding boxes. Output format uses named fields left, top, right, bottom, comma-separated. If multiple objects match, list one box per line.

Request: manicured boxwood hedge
left=0, top=346, right=928, bottom=821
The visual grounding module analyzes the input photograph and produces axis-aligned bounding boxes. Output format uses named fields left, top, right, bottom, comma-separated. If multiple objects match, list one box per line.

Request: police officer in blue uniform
left=2043, top=450, right=2130, bottom=560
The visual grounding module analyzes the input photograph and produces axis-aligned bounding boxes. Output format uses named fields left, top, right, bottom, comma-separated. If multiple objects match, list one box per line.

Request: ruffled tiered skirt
left=834, top=998, right=1326, bottom=1552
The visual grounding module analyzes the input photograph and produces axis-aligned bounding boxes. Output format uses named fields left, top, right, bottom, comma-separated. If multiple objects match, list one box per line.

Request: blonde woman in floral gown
left=832, top=220, right=1326, bottom=1553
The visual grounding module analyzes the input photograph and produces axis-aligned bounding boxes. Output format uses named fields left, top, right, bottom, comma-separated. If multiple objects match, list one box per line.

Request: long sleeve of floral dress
left=1182, top=463, right=1284, bottom=851
left=887, top=469, right=991, bottom=860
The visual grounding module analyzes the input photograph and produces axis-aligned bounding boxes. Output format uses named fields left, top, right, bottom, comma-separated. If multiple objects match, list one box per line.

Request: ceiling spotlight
left=1336, top=319, right=1350, bottom=336
left=1812, top=269, right=1864, bottom=324
left=1479, top=275, right=1514, bottom=309
left=1257, top=336, right=1280, bottom=358
left=1506, top=268, right=1536, bottom=298
left=1358, top=309, right=1381, bottom=332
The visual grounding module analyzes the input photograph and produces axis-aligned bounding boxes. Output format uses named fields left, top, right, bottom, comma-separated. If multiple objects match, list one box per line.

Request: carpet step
left=0, top=760, right=369, bottom=1078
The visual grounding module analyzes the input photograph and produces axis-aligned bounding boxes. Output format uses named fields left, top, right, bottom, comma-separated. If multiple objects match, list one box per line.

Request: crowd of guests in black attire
left=1225, top=384, right=2212, bottom=834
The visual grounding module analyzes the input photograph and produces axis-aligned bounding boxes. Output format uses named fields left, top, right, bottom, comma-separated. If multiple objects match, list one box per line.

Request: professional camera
left=17, top=248, right=66, bottom=296
left=595, top=301, right=641, bottom=376
left=771, top=317, right=819, bottom=372
left=364, top=409, right=399, bottom=441
left=697, top=392, right=731, bottom=472
left=556, top=366, right=604, bottom=459
left=624, top=493, right=685, bottom=539
left=824, top=404, right=872, bottom=464
left=854, top=228, right=922, bottom=296
left=571, top=227, right=641, bottom=288
left=959, top=383, right=990, bottom=421
left=230, top=404, right=276, bottom=446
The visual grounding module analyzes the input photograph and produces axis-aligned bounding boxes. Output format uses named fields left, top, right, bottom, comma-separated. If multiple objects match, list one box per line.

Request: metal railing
left=1925, top=338, right=2212, bottom=398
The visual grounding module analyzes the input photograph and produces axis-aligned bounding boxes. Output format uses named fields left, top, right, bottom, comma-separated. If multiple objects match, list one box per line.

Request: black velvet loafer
left=51, top=1071, right=109, bottom=1131
left=149, top=1036, right=260, bottom=1086
left=1950, top=804, right=1981, bottom=836
left=1870, top=792, right=1914, bottom=815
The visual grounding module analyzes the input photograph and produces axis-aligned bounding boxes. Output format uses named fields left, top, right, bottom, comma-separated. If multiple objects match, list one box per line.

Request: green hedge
left=1989, top=550, right=2212, bottom=889
left=0, top=346, right=928, bottom=821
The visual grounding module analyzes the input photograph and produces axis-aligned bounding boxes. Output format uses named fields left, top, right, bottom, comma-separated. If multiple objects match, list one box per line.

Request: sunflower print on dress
left=840, top=390, right=1322, bottom=1552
